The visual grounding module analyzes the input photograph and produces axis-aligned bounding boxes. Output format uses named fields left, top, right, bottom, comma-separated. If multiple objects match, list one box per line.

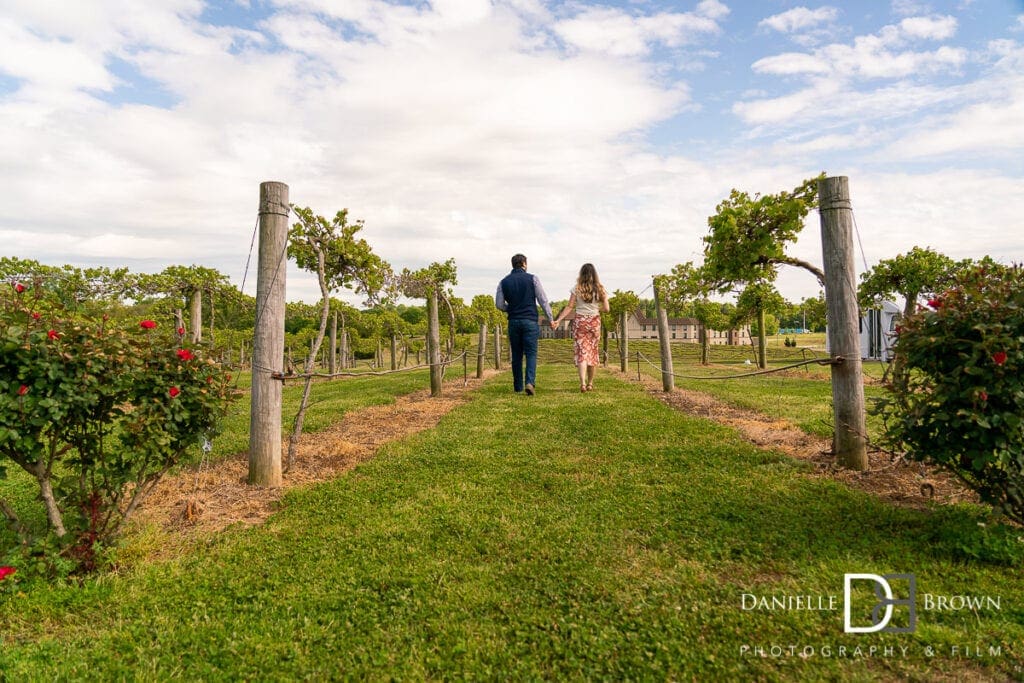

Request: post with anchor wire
left=427, top=286, right=443, bottom=397
left=329, top=310, right=337, bottom=374
left=818, top=176, right=868, bottom=471
left=653, top=276, right=674, bottom=392
left=619, top=310, right=628, bottom=373
left=476, top=321, right=487, bottom=379
left=249, top=181, right=288, bottom=487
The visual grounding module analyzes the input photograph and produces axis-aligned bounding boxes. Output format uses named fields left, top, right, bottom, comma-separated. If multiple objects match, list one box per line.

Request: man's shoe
left=525, top=383, right=535, bottom=396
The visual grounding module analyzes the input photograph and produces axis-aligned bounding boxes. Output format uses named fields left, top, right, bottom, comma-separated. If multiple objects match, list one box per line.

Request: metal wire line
left=635, top=350, right=841, bottom=381
left=259, top=351, right=470, bottom=382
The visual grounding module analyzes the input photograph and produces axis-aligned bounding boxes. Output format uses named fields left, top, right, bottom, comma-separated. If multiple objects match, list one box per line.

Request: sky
left=2, top=0, right=1023, bottom=307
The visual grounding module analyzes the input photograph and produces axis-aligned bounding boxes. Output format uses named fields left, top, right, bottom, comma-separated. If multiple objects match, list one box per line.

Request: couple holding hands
left=495, top=254, right=609, bottom=395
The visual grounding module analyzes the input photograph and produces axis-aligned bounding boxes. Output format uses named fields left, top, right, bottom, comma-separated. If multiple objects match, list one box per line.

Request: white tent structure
left=860, top=300, right=901, bottom=361
left=826, top=300, right=901, bottom=361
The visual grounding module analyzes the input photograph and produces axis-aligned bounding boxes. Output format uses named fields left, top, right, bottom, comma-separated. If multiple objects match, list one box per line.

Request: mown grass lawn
left=1, top=365, right=1021, bottom=680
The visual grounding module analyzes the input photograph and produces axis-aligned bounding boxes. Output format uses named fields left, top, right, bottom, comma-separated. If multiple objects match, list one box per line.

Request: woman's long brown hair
left=576, top=263, right=605, bottom=303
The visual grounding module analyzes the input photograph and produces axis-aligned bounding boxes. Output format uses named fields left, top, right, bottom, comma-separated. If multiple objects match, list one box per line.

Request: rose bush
left=1, top=283, right=235, bottom=575
left=875, top=263, right=1024, bottom=525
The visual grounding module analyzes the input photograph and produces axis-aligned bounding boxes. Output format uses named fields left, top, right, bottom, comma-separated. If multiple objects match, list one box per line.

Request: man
left=495, top=253, right=554, bottom=395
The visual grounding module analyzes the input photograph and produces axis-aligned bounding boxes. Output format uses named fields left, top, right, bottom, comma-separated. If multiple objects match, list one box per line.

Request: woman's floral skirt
left=573, top=315, right=601, bottom=367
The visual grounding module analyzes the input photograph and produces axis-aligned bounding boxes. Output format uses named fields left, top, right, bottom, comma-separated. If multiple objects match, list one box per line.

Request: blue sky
left=2, top=0, right=1023, bottom=305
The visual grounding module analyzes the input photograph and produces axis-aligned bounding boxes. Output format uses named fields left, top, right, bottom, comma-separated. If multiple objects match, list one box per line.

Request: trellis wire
left=635, top=350, right=840, bottom=381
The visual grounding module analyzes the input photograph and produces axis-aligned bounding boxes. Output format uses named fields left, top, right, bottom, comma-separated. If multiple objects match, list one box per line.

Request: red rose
left=177, top=326, right=185, bottom=336
left=47, top=329, right=60, bottom=340
left=979, top=390, right=988, bottom=402
left=0, top=566, right=15, bottom=581
left=894, top=325, right=902, bottom=334
left=140, top=320, right=157, bottom=329
left=927, top=299, right=941, bottom=309
left=13, top=282, right=25, bottom=293
left=31, top=312, right=41, bottom=320
left=169, top=386, right=180, bottom=398
left=993, top=351, right=1007, bottom=366
left=17, top=385, right=28, bottom=396
left=177, top=349, right=195, bottom=361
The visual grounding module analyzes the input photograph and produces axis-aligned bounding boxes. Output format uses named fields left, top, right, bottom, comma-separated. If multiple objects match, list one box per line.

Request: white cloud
left=552, top=3, right=727, bottom=58
left=882, top=42, right=1024, bottom=159
left=0, top=18, right=114, bottom=91
left=891, top=0, right=932, bottom=17
left=752, top=52, right=830, bottom=75
left=759, top=6, right=839, bottom=34
left=737, top=16, right=968, bottom=131
left=898, top=15, right=957, bottom=40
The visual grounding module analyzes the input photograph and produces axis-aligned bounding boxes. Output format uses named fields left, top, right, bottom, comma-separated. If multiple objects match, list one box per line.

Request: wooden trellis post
left=619, top=310, right=628, bottom=373
left=653, top=276, right=674, bottom=392
left=476, top=322, right=488, bottom=378
left=493, top=323, right=502, bottom=370
left=427, top=287, right=443, bottom=396
left=248, top=181, right=288, bottom=487
left=329, top=310, right=337, bottom=374
left=819, top=175, right=868, bottom=471
left=189, top=287, right=202, bottom=344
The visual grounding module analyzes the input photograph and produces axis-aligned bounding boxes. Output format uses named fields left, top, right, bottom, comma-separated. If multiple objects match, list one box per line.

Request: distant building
left=541, top=309, right=751, bottom=345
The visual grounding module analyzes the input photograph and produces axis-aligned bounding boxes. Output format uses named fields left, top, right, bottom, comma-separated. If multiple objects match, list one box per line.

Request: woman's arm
left=553, top=293, right=577, bottom=326
left=600, top=288, right=610, bottom=313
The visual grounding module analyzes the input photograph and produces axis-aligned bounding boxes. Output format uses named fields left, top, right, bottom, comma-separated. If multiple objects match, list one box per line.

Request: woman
left=552, top=263, right=610, bottom=392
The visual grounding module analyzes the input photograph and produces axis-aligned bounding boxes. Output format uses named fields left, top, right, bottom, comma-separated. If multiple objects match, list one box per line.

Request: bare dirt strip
left=136, top=370, right=499, bottom=540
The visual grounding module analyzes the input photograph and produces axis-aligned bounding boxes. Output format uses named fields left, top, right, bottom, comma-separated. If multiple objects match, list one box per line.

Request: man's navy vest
left=499, top=269, right=538, bottom=320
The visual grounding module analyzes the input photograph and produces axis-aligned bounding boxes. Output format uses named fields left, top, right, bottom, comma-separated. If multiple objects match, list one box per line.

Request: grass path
left=1, top=366, right=1021, bottom=680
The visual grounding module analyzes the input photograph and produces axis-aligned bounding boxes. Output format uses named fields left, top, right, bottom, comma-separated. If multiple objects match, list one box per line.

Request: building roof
left=630, top=308, right=699, bottom=326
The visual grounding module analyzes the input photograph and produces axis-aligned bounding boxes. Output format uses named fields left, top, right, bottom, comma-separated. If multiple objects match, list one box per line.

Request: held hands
left=550, top=319, right=559, bottom=329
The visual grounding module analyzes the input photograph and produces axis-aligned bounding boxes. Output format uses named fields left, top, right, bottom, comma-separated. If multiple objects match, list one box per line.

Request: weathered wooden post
left=819, top=176, right=868, bottom=471
left=476, top=322, right=488, bottom=378
left=189, top=287, right=202, bottom=344
left=756, top=307, right=767, bottom=369
left=653, top=276, right=674, bottom=392
left=619, top=310, right=628, bottom=373
left=329, top=310, right=337, bottom=374
left=427, top=287, right=443, bottom=396
left=248, top=181, right=288, bottom=487
left=493, top=324, right=502, bottom=370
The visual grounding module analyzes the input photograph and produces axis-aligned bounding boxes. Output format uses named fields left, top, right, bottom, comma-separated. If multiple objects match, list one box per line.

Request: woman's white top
left=573, top=286, right=603, bottom=317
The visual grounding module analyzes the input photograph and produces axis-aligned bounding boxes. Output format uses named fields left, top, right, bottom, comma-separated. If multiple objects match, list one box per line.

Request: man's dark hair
left=511, top=254, right=527, bottom=269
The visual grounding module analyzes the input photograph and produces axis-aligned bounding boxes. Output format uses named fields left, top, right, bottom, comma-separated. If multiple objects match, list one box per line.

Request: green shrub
left=875, top=263, right=1024, bottom=525
left=1, top=282, right=235, bottom=576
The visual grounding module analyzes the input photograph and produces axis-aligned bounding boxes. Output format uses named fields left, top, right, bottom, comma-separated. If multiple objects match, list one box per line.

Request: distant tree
left=702, top=175, right=824, bottom=368
left=733, top=282, right=786, bottom=367
left=470, top=294, right=502, bottom=377
left=858, top=246, right=959, bottom=321
left=397, top=259, right=458, bottom=396
left=0, top=257, right=133, bottom=312
left=800, top=293, right=827, bottom=332
left=661, top=262, right=721, bottom=365
left=285, top=205, right=391, bottom=469
left=396, top=303, right=426, bottom=326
